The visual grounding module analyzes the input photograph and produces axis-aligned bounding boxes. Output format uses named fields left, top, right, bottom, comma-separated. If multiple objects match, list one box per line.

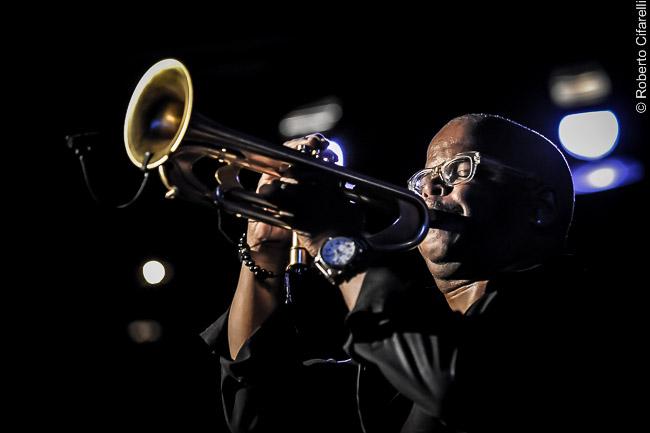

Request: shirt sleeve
left=200, top=305, right=305, bottom=433
left=343, top=267, right=463, bottom=418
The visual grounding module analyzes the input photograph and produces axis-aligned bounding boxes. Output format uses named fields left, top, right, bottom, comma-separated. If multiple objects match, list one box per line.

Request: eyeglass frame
left=407, top=151, right=542, bottom=196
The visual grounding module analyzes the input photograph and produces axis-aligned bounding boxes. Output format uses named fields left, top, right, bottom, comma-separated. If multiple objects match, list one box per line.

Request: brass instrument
left=123, top=59, right=429, bottom=259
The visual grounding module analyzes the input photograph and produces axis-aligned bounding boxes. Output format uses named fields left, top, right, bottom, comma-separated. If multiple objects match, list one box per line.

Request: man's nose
left=422, top=177, right=450, bottom=198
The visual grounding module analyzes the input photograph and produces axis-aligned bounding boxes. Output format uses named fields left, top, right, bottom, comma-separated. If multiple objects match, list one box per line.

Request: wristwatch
left=313, top=236, right=367, bottom=285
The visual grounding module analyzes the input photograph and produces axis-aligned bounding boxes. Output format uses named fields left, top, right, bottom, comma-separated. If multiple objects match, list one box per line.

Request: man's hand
left=246, top=134, right=333, bottom=261
left=228, top=134, right=363, bottom=359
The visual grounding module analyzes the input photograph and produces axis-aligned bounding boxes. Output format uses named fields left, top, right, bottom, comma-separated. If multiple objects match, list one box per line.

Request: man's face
left=417, top=119, right=531, bottom=280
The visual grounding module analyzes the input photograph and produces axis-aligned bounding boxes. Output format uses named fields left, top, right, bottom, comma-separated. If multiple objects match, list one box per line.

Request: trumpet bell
left=124, top=59, right=193, bottom=170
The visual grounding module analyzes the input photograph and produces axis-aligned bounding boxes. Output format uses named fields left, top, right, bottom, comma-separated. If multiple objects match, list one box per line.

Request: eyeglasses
left=407, top=151, right=539, bottom=197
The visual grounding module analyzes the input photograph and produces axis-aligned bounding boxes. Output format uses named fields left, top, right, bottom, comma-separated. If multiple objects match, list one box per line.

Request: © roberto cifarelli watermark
left=637, top=0, right=648, bottom=113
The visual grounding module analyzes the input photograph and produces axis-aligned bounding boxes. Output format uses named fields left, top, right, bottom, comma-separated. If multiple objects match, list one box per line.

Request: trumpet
left=123, top=59, right=429, bottom=256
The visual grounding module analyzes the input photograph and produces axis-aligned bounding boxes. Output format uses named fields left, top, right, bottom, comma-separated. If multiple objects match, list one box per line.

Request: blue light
left=558, top=110, right=619, bottom=160
left=572, top=157, right=644, bottom=194
left=327, top=140, right=344, bottom=167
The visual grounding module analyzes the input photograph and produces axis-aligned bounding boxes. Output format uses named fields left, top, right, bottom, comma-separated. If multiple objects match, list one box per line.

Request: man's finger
left=282, top=133, right=330, bottom=151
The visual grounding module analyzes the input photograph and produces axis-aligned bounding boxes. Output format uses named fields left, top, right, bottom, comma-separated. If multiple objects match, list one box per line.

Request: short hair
left=455, top=113, right=575, bottom=243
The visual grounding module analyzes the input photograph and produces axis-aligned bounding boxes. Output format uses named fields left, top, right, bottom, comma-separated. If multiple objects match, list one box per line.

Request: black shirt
left=201, top=259, right=593, bottom=432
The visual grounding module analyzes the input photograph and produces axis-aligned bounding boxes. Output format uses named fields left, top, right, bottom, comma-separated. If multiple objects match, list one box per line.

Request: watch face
left=322, top=237, right=357, bottom=268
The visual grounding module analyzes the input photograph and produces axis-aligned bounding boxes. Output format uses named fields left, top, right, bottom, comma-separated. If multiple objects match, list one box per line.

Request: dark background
left=26, top=5, right=647, bottom=431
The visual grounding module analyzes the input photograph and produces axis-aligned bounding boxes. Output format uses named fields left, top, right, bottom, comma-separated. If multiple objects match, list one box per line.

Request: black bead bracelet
left=237, top=232, right=278, bottom=281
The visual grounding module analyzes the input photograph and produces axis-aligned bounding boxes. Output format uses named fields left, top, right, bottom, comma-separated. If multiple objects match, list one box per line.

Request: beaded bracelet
left=237, top=232, right=278, bottom=280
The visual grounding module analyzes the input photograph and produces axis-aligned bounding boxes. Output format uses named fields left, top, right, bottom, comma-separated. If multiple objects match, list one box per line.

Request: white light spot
left=279, top=99, right=343, bottom=137
left=586, top=167, right=617, bottom=188
left=558, top=110, right=619, bottom=160
left=142, top=260, right=166, bottom=285
left=549, top=69, right=611, bottom=107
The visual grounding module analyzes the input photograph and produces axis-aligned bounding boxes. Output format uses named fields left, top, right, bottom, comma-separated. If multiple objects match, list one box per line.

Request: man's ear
left=529, top=187, right=558, bottom=229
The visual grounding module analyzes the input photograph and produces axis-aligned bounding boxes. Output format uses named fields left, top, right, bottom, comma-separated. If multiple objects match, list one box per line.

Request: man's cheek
left=426, top=228, right=448, bottom=243
left=421, top=229, right=459, bottom=255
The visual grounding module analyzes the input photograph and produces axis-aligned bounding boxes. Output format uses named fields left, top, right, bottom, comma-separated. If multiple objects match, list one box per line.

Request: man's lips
left=426, top=198, right=464, bottom=216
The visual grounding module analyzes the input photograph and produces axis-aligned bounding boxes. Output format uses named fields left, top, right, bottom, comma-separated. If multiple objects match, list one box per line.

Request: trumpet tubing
left=123, top=59, right=430, bottom=253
